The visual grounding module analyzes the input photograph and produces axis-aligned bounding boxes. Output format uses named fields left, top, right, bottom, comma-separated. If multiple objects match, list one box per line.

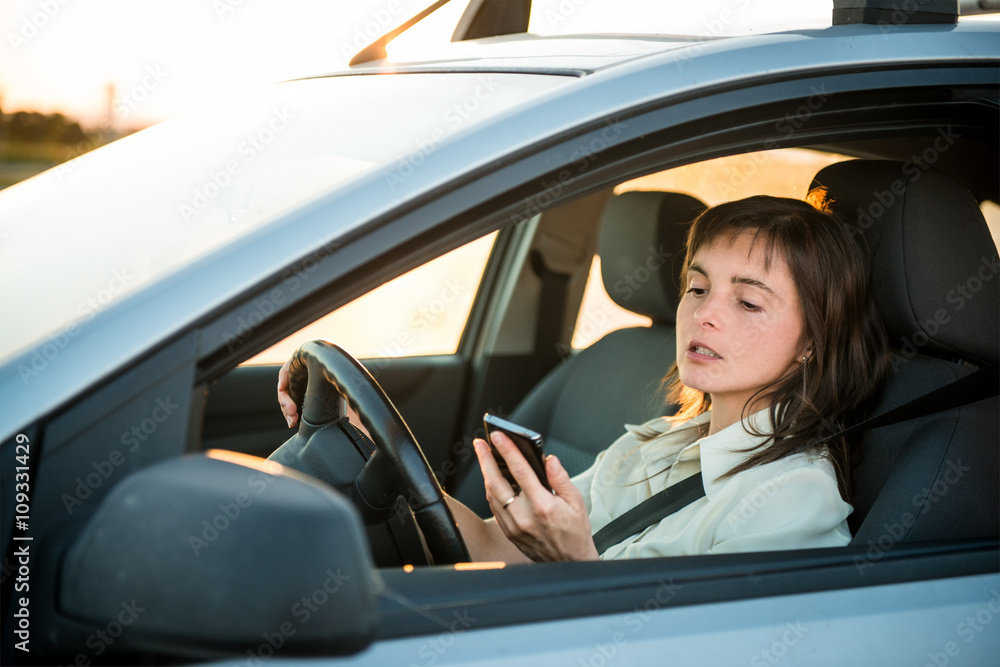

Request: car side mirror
left=57, top=451, right=380, bottom=658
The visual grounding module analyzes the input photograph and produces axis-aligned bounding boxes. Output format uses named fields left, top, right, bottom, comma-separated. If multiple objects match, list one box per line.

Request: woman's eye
left=686, top=287, right=707, bottom=297
left=740, top=300, right=761, bottom=312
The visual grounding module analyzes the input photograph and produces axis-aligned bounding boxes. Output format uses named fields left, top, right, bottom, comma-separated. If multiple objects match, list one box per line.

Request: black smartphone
left=483, top=413, right=550, bottom=491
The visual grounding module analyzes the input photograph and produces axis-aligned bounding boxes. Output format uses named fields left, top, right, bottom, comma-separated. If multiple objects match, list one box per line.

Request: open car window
left=243, top=232, right=497, bottom=364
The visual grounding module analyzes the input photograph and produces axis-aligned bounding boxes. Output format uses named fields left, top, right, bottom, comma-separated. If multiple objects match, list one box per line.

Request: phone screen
left=483, top=413, right=550, bottom=491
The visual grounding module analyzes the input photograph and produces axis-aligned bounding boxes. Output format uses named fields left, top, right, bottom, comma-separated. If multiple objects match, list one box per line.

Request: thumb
left=546, top=454, right=576, bottom=496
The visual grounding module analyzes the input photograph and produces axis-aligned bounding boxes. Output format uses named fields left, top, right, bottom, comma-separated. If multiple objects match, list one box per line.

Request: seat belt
left=591, top=363, right=998, bottom=556
left=592, top=471, right=705, bottom=555
left=812, top=363, right=998, bottom=445
left=529, top=251, right=571, bottom=380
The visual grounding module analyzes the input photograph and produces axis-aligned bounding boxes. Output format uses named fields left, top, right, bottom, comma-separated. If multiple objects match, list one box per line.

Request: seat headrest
left=812, top=160, right=999, bottom=364
left=598, top=191, right=706, bottom=323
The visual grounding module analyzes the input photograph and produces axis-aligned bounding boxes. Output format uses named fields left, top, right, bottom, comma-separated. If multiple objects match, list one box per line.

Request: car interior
left=203, top=134, right=999, bottom=567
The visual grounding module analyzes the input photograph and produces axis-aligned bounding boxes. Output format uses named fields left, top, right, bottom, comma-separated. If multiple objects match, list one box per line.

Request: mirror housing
left=58, top=452, right=379, bottom=658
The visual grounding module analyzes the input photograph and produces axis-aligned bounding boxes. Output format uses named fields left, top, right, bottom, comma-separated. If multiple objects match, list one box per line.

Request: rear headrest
left=598, top=191, right=706, bottom=323
left=812, top=160, right=999, bottom=364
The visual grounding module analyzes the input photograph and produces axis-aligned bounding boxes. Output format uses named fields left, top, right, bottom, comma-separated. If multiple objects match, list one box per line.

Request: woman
left=279, top=192, right=888, bottom=564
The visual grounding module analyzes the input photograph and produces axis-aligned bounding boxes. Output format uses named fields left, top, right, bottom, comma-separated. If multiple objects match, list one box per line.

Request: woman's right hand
left=474, top=431, right=598, bottom=563
left=276, top=358, right=299, bottom=428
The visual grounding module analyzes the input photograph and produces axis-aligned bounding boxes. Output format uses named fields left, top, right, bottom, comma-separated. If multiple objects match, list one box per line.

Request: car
left=1, top=1, right=998, bottom=665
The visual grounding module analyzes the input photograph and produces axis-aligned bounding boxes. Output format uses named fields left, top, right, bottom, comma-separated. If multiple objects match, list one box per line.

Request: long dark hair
left=660, top=191, right=888, bottom=502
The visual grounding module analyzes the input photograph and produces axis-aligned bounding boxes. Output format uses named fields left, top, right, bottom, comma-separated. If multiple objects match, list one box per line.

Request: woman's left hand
left=473, top=431, right=599, bottom=562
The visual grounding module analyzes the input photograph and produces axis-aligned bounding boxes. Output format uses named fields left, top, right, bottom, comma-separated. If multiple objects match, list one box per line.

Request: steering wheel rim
left=286, top=339, right=470, bottom=565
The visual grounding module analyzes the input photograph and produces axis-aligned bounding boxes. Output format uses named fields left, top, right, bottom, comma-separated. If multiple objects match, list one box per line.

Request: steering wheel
left=283, top=339, right=470, bottom=565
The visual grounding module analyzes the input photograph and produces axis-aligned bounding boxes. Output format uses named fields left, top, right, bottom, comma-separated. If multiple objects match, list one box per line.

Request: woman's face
left=675, top=231, right=810, bottom=414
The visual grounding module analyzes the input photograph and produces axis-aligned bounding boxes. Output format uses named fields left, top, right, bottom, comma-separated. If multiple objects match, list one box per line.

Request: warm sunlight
left=2, top=1, right=841, bottom=126
left=243, top=232, right=498, bottom=365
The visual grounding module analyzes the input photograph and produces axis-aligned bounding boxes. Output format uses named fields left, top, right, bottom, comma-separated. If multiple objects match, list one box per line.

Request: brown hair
left=660, top=191, right=888, bottom=502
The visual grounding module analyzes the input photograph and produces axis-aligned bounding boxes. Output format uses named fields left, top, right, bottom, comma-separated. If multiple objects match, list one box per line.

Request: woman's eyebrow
left=689, top=264, right=780, bottom=299
left=732, top=275, right=777, bottom=297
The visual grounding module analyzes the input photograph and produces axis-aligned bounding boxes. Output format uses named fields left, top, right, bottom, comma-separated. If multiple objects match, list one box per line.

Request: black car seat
left=454, top=190, right=706, bottom=516
left=811, top=160, right=999, bottom=545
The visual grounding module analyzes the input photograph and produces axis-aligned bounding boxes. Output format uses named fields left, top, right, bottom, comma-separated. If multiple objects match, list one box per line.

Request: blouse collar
left=631, top=408, right=774, bottom=496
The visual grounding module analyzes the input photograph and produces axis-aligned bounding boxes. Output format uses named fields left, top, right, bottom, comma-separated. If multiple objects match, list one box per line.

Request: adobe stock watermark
left=367, top=274, right=473, bottom=379
left=63, top=599, right=146, bottom=666
left=889, top=253, right=998, bottom=370
left=52, top=63, right=169, bottom=183
left=712, top=83, right=829, bottom=199
left=726, top=470, right=795, bottom=531
left=577, top=578, right=682, bottom=667
left=539, top=0, right=591, bottom=29
left=179, top=107, right=294, bottom=224
left=221, top=235, right=343, bottom=354
left=7, top=0, right=73, bottom=54
left=214, top=0, right=253, bottom=20
left=114, top=64, right=169, bottom=119
left=853, top=126, right=960, bottom=234
left=923, top=588, right=1000, bottom=667
left=17, top=269, right=136, bottom=386
left=187, top=469, right=279, bottom=556
left=853, top=457, right=970, bottom=575
left=750, top=621, right=809, bottom=666
left=61, top=396, right=180, bottom=515
left=243, top=567, right=351, bottom=666
left=875, top=0, right=943, bottom=38
left=672, top=0, right=751, bottom=72
left=566, top=243, right=675, bottom=352
left=389, top=434, right=479, bottom=526
left=337, top=1, right=406, bottom=60
left=384, top=75, right=502, bottom=191
left=510, top=116, right=629, bottom=225
left=407, top=609, right=477, bottom=667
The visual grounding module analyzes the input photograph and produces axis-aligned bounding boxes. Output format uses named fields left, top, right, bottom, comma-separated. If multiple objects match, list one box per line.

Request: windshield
left=0, top=72, right=570, bottom=364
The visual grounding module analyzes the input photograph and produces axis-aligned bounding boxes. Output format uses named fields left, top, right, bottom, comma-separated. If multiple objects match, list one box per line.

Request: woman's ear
left=799, top=342, right=814, bottom=364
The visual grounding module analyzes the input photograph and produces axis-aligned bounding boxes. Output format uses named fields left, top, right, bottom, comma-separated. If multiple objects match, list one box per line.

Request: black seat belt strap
left=591, top=363, right=997, bottom=556
left=812, top=363, right=998, bottom=446
left=592, top=472, right=705, bottom=555
left=530, top=251, right=570, bottom=377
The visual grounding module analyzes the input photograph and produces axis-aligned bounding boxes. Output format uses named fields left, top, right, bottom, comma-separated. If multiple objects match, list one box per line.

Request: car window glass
left=981, top=199, right=1000, bottom=249
left=0, top=72, right=568, bottom=365
left=570, top=147, right=850, bottom=349
left=244, top=232, right=497, bottom=364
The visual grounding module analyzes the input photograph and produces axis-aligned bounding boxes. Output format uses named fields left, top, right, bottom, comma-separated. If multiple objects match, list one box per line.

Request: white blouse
left=571, top=410, right=853, bottom=560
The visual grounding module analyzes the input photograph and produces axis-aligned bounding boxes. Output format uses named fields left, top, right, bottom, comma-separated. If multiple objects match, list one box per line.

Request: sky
left=0, top=0, right=842, bottom=129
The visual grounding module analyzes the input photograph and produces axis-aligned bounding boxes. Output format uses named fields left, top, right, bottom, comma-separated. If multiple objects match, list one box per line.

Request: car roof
left=304, top=21, right=999, bottom=77
left=333, top=33, right=723, bottom=76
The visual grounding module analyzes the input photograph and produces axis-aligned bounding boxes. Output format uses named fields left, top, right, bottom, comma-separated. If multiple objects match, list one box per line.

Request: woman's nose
left=694, top=295, right=720, bottom=328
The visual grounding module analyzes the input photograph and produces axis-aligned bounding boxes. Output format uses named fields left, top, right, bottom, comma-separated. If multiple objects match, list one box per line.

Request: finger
left=546, top=455, right=580, bottom=503
left=473, top=438, right=516, bottom=509
left=277, top=391, right=298, bottom=427
left=277, top=359, right=290, bottom=391
left=276, top=360, right=298, bottom=428
left=489, top=431, right=549, bottom=502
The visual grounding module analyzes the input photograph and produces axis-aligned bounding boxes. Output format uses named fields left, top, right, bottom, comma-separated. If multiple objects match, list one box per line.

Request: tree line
left=0, top=107, right=89, bottom=145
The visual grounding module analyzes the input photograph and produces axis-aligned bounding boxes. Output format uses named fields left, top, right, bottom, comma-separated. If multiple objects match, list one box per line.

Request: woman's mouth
left=688, top=344, right=722, bottom=359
